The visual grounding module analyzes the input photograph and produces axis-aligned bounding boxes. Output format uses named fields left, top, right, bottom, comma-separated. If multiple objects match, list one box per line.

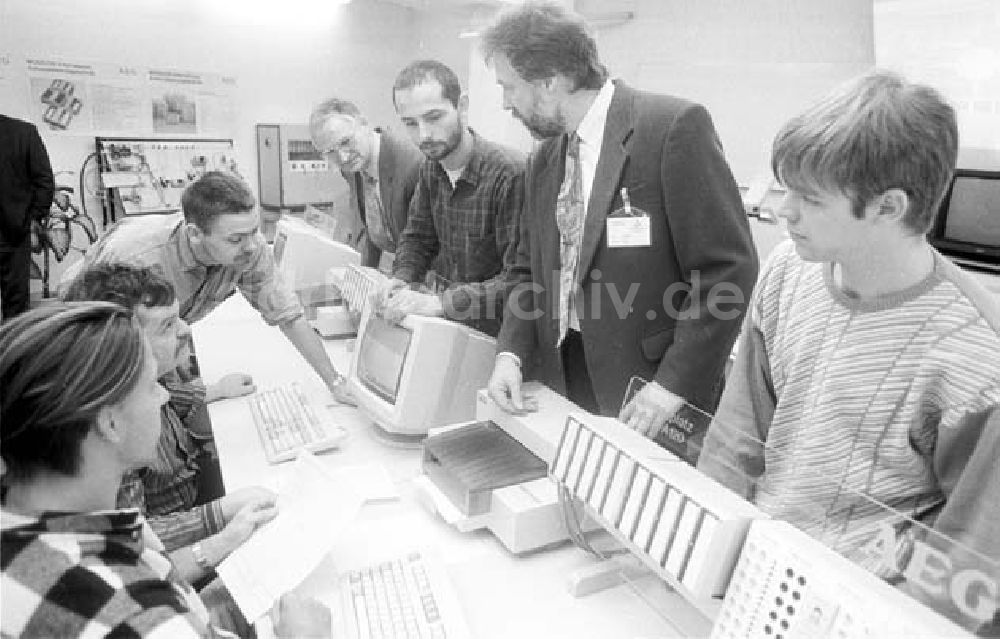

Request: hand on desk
left=207, top=372, right=256, bottom=403
left=328, top=375, right=357, bottom=407
left=487, top=354, right=538, bottom=415
left=272, top=592, right=332, bottom=639
left=618, top=381, right=684, bottom=439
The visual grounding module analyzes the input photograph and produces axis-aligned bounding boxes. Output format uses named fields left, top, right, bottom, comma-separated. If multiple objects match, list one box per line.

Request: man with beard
left=309, top=97, right=423, bottom=269
left=379, top=59, right=525, bottom=337
left=76, top=171, right=354, bottom=405
left=63, top=263, right=276, bottom=592
left=482, top=2, right=758, bottom=432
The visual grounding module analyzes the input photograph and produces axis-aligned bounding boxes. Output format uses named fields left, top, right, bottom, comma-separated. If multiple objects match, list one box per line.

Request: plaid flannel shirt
left=392, top=131, right=524, bottom=335
left=117, top=372, right=224, bottom=551
left=1, top=508, right=231, bottom=638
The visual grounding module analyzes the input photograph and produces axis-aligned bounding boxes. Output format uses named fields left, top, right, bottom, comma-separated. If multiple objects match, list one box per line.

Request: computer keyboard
left=338, top=551, right=470, bottom=639
left=248, top=383, right=348, bottom=464
left=342, top=264, right=389, bottom=316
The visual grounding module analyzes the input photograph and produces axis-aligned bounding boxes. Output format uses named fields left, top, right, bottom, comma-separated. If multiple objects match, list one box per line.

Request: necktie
left=556, top=133, right=584, bottom=347
left=361, top=172, right=393, bottom=252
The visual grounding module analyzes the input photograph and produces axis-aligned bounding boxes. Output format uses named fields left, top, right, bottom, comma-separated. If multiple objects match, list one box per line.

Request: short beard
left=420, top=124, right=463, bottom=162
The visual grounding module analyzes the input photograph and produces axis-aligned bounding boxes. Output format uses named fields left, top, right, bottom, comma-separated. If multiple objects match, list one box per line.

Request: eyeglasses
left=316, top=128, right=360, bottom=157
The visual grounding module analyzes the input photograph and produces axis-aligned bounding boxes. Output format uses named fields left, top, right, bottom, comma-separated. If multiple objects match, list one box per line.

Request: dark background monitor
left=356, top=316, right=412, bottom=404
left=928, top=168, right=1000, bottom=271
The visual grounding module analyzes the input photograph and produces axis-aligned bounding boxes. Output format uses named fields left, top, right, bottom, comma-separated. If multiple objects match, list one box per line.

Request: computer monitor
left=273, top=216, right=360, bottom=294
left=347, top=305, right=497, bottom=442
left=272, top=216, right=360, bottom=317
left=928, top=168, right=1000, bottom=271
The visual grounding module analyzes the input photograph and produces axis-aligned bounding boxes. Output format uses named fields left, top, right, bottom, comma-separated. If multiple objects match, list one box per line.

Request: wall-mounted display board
left=96, top=137, right=238, bottom=221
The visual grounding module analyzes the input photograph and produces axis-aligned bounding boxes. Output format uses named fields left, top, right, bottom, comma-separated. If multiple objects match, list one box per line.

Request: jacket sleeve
left=27, top=124, right=55, bottom=221
left=496, top=152, right=541, bottom=368
left=928, top=407, right=1000, bottom=563
left=652, top=103, right=759, bottom=410
left=697, top=309, right=774, bottom=499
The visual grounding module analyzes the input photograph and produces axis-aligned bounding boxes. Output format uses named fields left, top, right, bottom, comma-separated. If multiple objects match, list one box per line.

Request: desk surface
left=194, top=295, right=710, bottom=639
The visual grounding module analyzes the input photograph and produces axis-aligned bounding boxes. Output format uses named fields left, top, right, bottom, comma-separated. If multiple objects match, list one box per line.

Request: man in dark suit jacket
left=0, top=114, right=54, bottom=320
left=309, top=98, right=422, bottom=268
left=482, top=2, right=758, bottom=437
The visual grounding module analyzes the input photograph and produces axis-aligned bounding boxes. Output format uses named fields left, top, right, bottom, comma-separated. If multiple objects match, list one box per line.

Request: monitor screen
left=942, top=174, right=1000, bottom=246
left=930, top=169, right=1000, bottom=267
left=357, top=316, right=412, bottom=404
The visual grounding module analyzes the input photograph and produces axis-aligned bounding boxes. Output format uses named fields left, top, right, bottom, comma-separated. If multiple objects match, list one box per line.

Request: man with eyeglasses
left=378, top=59, right=525, bottom=337
left=309, top=98, right=423, bottom=269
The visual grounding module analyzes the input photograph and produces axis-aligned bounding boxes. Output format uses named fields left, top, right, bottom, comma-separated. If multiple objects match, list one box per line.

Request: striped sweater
left=699, top=240, right=1000, bottom=570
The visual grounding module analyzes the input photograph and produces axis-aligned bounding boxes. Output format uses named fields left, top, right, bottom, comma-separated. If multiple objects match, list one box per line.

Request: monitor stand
left=366, top=417, right=426, bottom=449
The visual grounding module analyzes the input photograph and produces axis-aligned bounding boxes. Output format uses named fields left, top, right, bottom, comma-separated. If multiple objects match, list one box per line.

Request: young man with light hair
left=699, top=71, right=1000, bottom=581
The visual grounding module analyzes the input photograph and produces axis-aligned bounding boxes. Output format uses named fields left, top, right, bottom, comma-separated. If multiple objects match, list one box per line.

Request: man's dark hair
left=180, top=171, right=255, bottom=232
left=393, top=60, right=462, bottom=109
left=481, top=1, right=607, bottom=92
left=63, top=262, right=176, bottom=310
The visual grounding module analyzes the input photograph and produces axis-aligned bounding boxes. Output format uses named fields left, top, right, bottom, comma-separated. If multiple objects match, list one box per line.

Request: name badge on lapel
left=607, top=188, right=651, bottom=248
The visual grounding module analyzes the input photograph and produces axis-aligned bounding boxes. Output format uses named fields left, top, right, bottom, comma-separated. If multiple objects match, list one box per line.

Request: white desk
left=195, top=295, right=712, bottom=639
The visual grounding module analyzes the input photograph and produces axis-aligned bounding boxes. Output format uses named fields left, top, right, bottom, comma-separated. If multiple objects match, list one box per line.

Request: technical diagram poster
left=90, top=65, right=146, bottom=133
left=0, top=53, right=24, bottom=116
left=14, top=56, right=236, bottom=138
left=149, top=68, right=201, bottom=134
left=26, top=57, right=97, bottom=133
left=197, top=74, right=238, bottom=137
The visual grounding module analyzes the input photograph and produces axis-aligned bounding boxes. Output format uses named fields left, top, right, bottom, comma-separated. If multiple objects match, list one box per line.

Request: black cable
left=78, top=152, right=97, bottom=224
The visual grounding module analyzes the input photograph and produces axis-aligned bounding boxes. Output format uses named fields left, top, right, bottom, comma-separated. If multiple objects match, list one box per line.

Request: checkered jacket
left=1, top=508, right=230, bottom=638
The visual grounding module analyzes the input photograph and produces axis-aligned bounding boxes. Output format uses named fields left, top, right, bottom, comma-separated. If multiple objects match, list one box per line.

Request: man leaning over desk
left=483, top=2, right=758, bottom=431
left=76, top=170, right=355, bottom=406
left=309, top=97, right=423, bottom=269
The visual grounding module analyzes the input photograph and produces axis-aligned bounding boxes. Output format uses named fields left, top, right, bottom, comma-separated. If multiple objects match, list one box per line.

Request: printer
left=415, top=382, right=598, bottom=554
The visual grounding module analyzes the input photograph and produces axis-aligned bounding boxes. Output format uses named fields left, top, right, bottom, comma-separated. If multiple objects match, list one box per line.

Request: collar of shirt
left=365, top=128, right=382, bottom=183
left=431, top=128, right=483, bottom=188
left=573, top=79, right=616, bottom=211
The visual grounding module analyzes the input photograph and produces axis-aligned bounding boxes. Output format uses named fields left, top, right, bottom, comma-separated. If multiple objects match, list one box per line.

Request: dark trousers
left=0, top=243, right=31, bottom=321
left=560, top=329, right=600, bottom=414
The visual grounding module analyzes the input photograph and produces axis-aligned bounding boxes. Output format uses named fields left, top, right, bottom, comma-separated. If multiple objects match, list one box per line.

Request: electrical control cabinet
left=256, top=123, right=345, bottom=209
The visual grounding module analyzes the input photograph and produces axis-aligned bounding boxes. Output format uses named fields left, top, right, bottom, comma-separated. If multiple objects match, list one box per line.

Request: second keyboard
left=248, top=383, right=348, bottom=464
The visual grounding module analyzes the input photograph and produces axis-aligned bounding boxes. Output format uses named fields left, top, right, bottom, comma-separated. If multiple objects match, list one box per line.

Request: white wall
left=875, top=0, right=1000, bottom=170
left=0, top=0, right=473, bottom=292
left=466, top=0, right=875, bottom=185
left=0, top=0, right=433, bottom=190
